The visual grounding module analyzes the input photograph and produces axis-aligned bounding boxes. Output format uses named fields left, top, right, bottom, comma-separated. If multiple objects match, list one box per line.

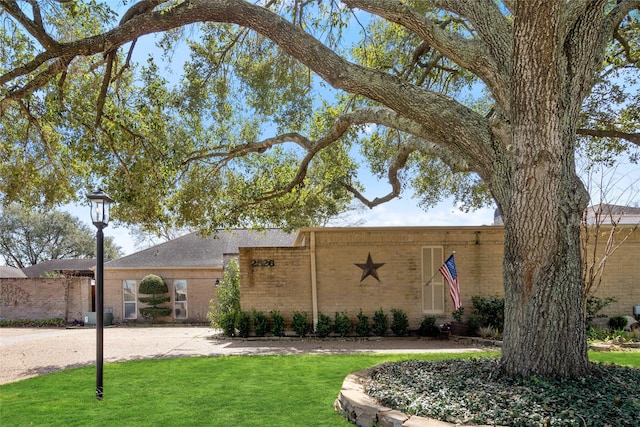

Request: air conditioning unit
left=634, top=305, right=640, bottom=316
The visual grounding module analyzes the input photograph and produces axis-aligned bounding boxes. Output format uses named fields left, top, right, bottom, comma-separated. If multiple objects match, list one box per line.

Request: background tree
left=1, top=1, right=639, bottom=377
left=0, top=204, right=122, bottom=268
left=580, top=161, right=639, bottom=300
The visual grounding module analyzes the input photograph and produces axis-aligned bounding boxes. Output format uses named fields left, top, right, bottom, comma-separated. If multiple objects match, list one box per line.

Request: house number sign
left=251, top=259, right=275, bottom=267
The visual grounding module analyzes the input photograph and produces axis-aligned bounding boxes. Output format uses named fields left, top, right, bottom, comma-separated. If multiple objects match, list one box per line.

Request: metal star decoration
left=354, top=252, right=385, bottom=282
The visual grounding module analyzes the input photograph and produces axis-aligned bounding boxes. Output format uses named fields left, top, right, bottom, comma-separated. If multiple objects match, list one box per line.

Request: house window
left=422, top=247, right=445, bottom=314
left=123, top=280, right=137, bottom=319
left=174, top=280, right=187, bottom=319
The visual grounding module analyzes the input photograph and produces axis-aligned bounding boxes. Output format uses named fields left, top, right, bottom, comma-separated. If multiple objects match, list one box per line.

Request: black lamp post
left=87, top=189, right=113, bottom=400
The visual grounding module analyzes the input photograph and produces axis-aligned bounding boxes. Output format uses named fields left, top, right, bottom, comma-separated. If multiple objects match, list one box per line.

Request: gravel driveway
left=0, top=327, right=487, bottom=385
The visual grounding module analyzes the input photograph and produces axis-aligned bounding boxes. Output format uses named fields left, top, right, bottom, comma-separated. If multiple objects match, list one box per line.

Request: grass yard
left=587, top=350, right=640, bottom=367
left=0, top=350, right=636, bottom=426
left=0, top=352, right=495, bottom=426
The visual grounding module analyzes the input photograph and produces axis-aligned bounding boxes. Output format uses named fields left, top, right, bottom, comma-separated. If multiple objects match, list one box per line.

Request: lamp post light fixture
left=87, top=189, right=113, bottom=400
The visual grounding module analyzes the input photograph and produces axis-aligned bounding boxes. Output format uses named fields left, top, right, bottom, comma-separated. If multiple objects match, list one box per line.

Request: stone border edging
left=334, top=368, right=499, bottom=427
left=335, top=368, right=454, bottom=427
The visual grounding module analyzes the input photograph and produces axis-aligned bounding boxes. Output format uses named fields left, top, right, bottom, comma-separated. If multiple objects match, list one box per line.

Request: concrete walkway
left=0, top=326, right=488, bottom=385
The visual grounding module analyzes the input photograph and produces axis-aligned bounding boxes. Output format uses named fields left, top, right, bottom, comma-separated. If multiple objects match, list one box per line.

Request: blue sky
left=67, top=185, right=497, bottom=257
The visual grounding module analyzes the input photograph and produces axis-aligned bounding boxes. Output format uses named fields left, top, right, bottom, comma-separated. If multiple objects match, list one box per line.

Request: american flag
left=439, top=254, right=461, bottom=310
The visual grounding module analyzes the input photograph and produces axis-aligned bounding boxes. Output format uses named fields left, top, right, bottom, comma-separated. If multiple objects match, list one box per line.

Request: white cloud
left=350, top=198, right=495, bottom=227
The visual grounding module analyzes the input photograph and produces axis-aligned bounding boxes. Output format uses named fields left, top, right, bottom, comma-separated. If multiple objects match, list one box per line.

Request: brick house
left=103, top=229, right=296, bottom=323
left=239, top=225, right=640, bottom=330
left=3, top=224, right=637, bottom=327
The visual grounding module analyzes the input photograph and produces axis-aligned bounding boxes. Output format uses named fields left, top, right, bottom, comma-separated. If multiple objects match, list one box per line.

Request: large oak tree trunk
left=498, top=3, right=591, bottom=377
left=500, top=168, right=590, bottom=377
left=499, top=112, right=590, bottom=377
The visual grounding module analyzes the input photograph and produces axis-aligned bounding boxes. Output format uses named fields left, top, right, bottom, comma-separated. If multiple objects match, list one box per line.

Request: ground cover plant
left=366, top=355, right=640, bottom=426
left=0, top=352, right=496, bottom=426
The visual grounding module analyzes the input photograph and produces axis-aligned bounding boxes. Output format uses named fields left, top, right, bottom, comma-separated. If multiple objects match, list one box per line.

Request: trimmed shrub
left=270, top=310, right=285, bottom=336
left=355, top=309, right=371, bottom=337
left=372, top=308, right=388, bottom=336
left=418, top=316, right=440, bottom=337
left=237, top=311, right=251, bottom=338
left=608, top=315, right=628, bottom=330
left=219, top=312, right=236, bottom=337
left=138, top=274, right=171, bottom=322
left=391, top=308, right=409, bottom=336
left=315, top=313, right=332, bottom=338
left=0, top=318, right=66, bottom=327
left=334, top=312, right=351, bottom=337
left=292, top=311, right=308, bottom=337
left=253, top=310, right=268, bottom=337
left=470, top=295, right=505, bottom=332
left=139, top=274, right=168, bottom=295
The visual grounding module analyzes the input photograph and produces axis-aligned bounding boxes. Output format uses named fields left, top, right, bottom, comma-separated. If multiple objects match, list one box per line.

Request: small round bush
left=237, top=311, right=251, bottom=338
left=139, top=274, right=168, bottom=295
left=315, top=313, right=332, bottom=338
left=608, top=315, right=627, bottom=330
left=355, top=309, right=371, bottom=337
left=292, top=311, right=308, bottom=337
left=391, top=308, right=409, bottom=336
left=220, top=312, right=236, bottom=337
left=373, top=308, right=388, bottom=336
left=418, top=316, right=440, bottom=337
left=334, top=312, right=352, bottom=337
left=253, top=310, right=268, bottom=337
left=139, top=306, right=172, bottom=319
left=270, top=310, right=285, bottom=336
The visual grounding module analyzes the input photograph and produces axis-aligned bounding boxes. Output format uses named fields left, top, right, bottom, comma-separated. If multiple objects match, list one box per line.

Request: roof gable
left=1, top=266, right=27, bottom=278
left=21, top=259, right=97, bottom=278
left=105, top=229, right=296, bottom=269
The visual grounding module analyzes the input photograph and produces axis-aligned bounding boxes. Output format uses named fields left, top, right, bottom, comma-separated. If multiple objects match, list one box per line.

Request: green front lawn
left=1, top=351, right=637, bottom=426
left=1, top=352, right=494, bottom=426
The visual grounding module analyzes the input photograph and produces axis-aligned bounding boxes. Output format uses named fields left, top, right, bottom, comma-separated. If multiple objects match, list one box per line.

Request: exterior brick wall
left=240, top=226, right=640, bottom=331
left=239, top=246, right=312, bottom=321
left=584, top=225, right=640, bottom=317
left=0, top=277, right=91, bottom=322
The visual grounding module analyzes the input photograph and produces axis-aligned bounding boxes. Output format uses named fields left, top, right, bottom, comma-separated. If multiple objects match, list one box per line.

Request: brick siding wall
left=240, top=226, right=640, bottom=331
left=239, top=246, right=312, bottom=321
left=0, top=277, right=91, bottom=322
left=584, top=225, right=640, bottom=317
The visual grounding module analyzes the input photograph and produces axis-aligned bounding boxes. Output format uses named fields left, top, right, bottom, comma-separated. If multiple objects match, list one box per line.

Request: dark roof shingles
left=105, top=229, right=295, bottom=269
left=21, top=259, right=96, bottom=278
